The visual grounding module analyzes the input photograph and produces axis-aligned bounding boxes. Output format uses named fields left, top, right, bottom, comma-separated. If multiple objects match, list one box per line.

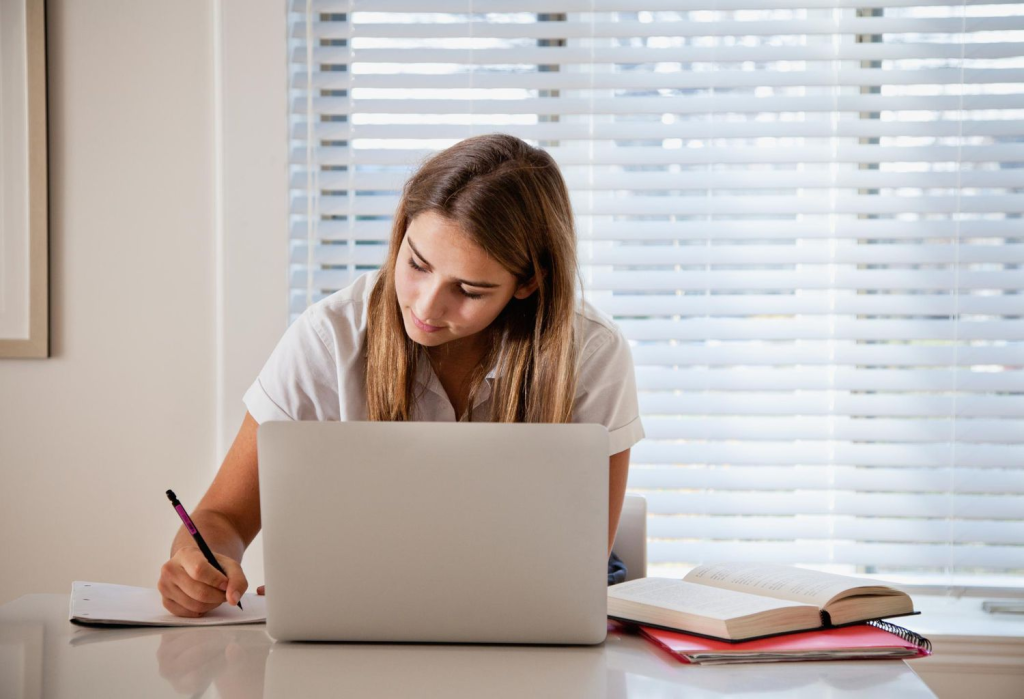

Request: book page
left=683, top=563, right=877, bottom=607
left=608, top=578, right=809, bottom=621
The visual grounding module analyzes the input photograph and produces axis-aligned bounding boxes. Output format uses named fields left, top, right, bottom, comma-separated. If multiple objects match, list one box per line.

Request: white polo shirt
left=243, top=270, right=645, bottom=456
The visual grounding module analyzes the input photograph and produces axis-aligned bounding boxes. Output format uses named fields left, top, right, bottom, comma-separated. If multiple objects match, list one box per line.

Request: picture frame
left=0, top=0, right=49, bottom=358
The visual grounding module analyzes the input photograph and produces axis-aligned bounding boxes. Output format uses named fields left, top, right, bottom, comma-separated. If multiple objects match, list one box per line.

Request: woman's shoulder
left=301, top=269, right=381, bottom=352
left=315, top=268, right=379, bottom=315
left=573, top=297, right=625, bottom=364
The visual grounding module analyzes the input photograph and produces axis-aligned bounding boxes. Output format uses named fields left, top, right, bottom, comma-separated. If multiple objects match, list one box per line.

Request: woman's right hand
left=159, top=546, right=248, bottom=617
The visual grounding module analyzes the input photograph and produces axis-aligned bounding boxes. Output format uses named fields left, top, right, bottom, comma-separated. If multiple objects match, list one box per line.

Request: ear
left=513, top=275, right=540, bottom=300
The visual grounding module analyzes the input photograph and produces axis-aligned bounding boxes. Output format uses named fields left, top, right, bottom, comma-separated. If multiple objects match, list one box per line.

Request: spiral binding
left=867, top=619, right=932, bottom=652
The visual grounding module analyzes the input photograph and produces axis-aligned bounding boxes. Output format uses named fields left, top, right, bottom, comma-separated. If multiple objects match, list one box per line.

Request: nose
left=415, top=280, right=446, bottom=323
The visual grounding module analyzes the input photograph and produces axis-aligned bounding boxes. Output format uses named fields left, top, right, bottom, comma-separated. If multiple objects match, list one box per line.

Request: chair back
left=611, top=494, right=647, bottom=582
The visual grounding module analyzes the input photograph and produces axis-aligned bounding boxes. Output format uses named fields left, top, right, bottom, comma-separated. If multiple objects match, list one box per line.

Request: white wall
left=0, top=0, right=218, bottom=604
left=0, top=0, right=288, bottom=606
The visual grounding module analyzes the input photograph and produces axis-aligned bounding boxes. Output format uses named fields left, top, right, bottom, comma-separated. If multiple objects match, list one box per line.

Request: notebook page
left=684, top=563, right=873, bottom=606
left=69, top=581, right=266, bottom=626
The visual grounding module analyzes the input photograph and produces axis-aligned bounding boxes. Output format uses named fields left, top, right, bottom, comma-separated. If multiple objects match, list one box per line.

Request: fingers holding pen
left=176, top=567, right=230, bottom=606
left=158, top=575, right=220, bottom=617
left=159, top=547, right=243, bottom=617
left=214, top=554, right=248, bottom=607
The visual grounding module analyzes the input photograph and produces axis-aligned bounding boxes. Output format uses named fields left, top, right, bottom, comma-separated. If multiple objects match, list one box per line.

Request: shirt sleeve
left=573, top=326, right=646, bottom=456
left=242, top=309, right=340, bottom=423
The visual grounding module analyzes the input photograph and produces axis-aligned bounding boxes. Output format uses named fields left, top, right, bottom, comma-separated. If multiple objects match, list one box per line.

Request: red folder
left=636, top=622, right=932, bottom=665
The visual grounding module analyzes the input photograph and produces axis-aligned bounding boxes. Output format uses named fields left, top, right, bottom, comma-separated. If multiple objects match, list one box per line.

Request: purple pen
left=166, top=490, right=242, bottom=610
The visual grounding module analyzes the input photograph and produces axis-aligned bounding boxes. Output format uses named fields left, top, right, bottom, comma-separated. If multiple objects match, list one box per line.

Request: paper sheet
left=69, top=581, right=266, bottom=627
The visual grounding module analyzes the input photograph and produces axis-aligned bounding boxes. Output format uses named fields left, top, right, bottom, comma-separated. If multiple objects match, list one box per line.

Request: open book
left=607, top=562, right=916, bottom=642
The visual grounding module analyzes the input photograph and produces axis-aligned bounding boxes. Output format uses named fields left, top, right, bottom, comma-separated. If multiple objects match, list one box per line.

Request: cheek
left=462, top=299, right=506, bottom=331
left=394, top=266, right=416, bottom=304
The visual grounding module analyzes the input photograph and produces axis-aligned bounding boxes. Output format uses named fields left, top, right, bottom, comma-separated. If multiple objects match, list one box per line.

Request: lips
left=411, top=310, right=444, bottom=333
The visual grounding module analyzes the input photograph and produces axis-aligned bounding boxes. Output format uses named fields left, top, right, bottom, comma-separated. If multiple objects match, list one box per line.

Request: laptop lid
left=257, top=421, right=609, bottom=644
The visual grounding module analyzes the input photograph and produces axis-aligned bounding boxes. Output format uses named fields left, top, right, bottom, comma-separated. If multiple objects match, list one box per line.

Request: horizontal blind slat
left=641, top=416, right=1024, bottom=442
left=586, top=270, right=1024, bottom=291
left=631, top=441, right=1024, bottom=468
left=292, top=166, right=1024, bottom=189
left=291, top=94, right=1024, bottom=115
left=294, top=240, right=1024, bottom=267
left=646, top=516, right=1024, bottom=546
left=292, top=219, right=1024, bottom=241
left=638, top=393, right=1024, bottom=417
left=629, top=465, right=1024, bottom=493
left=293, top=17, right=1024, bottom=39
left=295, top=41, right=1024, bottom=64
left=597, top=294, right=1023, bottom=317
left=629, top=344, right=1023, bottom=368
left=618, top=319, right=1024, bottom=342
left=292, top=266, right=1024, bottom=292
left=642, top=491, right=1024, bottom=519
left=634, top=368, right=1024, bottom=392
left=645, top=541, right=1024, bottom=568
left=292, top=145, right=1024, bottom=166
left=296, top=0, right=1024, bottom=11
left=298, top=194, right=1024, bottom=216
left=301, top=68, right=1024, bottom=91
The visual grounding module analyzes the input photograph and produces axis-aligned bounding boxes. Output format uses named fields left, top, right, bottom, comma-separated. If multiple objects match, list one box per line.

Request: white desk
left=0, top=594, right=936, bottom=698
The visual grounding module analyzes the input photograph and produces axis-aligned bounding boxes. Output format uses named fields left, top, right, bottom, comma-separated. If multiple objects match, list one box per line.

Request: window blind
left=287, top=1, right=1024, bottom=583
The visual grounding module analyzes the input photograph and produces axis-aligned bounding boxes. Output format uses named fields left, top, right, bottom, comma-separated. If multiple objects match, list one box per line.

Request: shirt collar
left=414, top=350, right=499, bottom=409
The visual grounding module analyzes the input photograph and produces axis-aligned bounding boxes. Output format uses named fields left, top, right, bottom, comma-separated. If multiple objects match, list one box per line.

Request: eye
left=407, top=257, right=485, bottom=300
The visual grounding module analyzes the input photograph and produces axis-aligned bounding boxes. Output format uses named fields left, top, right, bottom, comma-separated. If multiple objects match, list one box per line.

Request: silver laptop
left=257, top=421, right=609, bottom=644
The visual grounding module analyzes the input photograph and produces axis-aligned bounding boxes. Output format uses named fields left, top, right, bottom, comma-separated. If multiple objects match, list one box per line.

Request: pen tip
left=237, top=601, right=244, bottom=610
left=166, top=490, right=176, bottom=501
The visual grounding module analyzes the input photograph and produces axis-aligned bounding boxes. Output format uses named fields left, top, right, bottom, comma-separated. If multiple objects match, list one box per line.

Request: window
left=287, top=1, right=1024, bottom=587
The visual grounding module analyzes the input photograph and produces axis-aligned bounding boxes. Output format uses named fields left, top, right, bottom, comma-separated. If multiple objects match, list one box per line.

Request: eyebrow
left=406, top=237, right=502, bottom=289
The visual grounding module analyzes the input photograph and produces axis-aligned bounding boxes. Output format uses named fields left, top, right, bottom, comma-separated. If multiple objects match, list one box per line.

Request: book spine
left=819, top=609, right=832, bottom=627
left=867, top=620, right=932, bottom=652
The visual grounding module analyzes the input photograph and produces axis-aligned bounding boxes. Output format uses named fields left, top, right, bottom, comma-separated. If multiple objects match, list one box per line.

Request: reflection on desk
left=0, top=594, right=937, bottom=699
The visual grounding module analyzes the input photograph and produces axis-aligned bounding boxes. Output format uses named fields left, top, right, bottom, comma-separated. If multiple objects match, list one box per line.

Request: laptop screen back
left=257, top=421, right=609, bottom=644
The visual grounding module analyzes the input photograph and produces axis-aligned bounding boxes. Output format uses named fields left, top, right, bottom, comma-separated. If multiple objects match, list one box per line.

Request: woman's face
left=394, top=211, right=537, bottom=354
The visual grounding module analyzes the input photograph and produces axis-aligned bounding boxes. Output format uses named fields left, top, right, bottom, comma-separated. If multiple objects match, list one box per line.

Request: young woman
left=158, top=134, right=644, bottom=617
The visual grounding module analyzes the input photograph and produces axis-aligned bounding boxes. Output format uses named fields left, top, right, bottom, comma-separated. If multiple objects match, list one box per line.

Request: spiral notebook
left=68, top=581, right=266, bottom=627
left=635, top=620, right=932, bottom=666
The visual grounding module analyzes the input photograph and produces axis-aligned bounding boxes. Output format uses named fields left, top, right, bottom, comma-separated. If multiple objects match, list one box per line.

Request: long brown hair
left=364, top=134, right=581, bottom=423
